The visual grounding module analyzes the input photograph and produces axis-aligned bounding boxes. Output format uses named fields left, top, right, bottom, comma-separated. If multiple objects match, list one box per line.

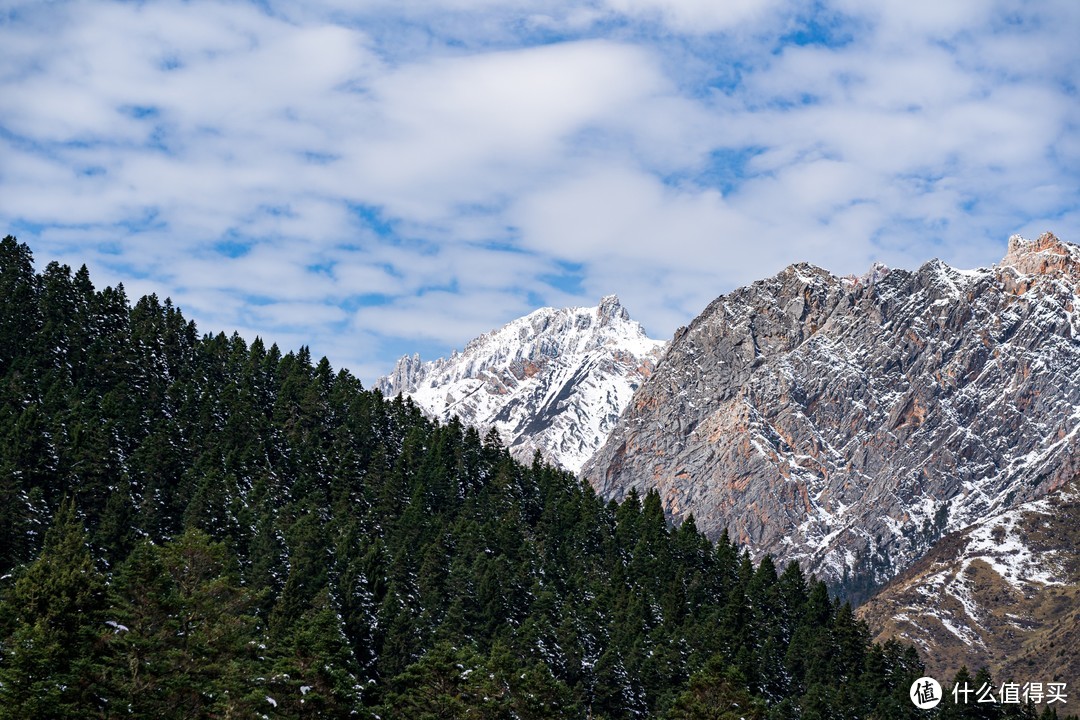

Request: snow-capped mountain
left=583, top=232, right=1080, bottom=592
left=375, top=295, right=667, bottom=472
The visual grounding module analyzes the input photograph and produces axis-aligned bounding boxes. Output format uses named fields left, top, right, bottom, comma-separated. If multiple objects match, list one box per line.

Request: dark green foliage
left=105, top=530, right=268, bottom=717
left=266, top=587, right=363, bottom=715
left=0, top=236, right=41, bottom=379
left=666, top=657, right=766, bottom=720
left=0, top=499, right=110, bottom=718
left=5, top=238, right=1066, bottom=719
left=378, top=641, right=505, bottom=719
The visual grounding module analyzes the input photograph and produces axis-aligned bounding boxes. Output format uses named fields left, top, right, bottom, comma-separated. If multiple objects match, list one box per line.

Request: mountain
left=0, top=235, right=935, bottom=720
left=375, top=295, right=667, bottom=472
left=858, top=475, right=1080, bottom=687
left=583, top=232, right=1080, bottom=593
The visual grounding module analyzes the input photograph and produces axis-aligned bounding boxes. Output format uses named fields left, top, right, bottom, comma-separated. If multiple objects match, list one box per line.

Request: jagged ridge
left=376, top=295, right=667, bottom=472
left=583, top=232, right=1080, bottom=592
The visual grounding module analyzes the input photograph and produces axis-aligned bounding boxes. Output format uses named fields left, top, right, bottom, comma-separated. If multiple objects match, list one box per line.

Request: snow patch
left=961, top=499, right=1065, bottom=589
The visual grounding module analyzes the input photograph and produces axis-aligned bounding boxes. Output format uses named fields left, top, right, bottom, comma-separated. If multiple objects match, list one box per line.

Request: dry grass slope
left=859, top=476, right=1080, bottom=689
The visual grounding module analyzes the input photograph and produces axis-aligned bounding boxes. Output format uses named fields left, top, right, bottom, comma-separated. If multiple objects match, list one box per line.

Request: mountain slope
left=0, top=236, right=931, bottom=720
left=376, top=295, right=666, bottom=472
left=583, top=232, right=1080, bottom=591
left=858, top=475, right=1080, bottom=686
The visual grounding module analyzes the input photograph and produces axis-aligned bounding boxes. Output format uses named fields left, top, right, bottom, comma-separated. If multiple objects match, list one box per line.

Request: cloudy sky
left=2, top=0, right=1077, bottom=382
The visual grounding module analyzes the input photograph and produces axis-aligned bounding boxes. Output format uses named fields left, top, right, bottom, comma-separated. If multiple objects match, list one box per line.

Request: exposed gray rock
left=582, top=233, right=1080, bottom=591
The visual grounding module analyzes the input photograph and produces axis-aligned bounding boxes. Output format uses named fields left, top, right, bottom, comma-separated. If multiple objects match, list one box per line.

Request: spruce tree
left=267, top=587, right=363, bottom=716
left=0, top=499, right=110, bottom=719
left=378, top=642, right=503, bottom=720
left=106, top=531, right=267, bottom=718
left=0, top=236, right=41, bottom=378
left=665, top=656, right=766, bottom=720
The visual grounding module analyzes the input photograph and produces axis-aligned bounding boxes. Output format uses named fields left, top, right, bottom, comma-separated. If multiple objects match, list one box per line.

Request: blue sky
left=2, top=0, right=1077, bottom=383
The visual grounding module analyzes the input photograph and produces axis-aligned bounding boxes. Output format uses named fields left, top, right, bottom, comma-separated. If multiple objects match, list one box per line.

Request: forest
left=0, top=235, right=1069, bottom=719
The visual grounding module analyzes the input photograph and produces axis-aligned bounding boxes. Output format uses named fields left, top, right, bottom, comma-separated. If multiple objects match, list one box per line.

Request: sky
left=2, top=0, right=1078, bottom=383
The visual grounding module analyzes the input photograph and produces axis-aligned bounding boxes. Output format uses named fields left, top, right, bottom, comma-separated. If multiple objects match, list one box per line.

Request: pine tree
left=0, top=499, right=110, bottom=718
left=106, top=530, right=267, bottom=718
left=378, top=642, right=504, bottom=720
left=863, top=637, right=924, bottom=719
left=665, top=656, right=766, bottom=720
left=267, top=587, right=363, bottom=716
left=941, top=666, right=981, bottom=720
left=270, top=506, right=332, bottom=638
left=0, top=404, right=55, bottom=568
left=0, top=236, right=41, bottom=378
left=487, top=638, right=579, bottom=720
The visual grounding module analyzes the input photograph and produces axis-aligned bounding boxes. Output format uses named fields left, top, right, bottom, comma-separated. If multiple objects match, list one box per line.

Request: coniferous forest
left=1, top=235, right=1072, bottom=719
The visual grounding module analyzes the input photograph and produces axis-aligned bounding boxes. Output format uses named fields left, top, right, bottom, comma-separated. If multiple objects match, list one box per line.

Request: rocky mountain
left=857, top=475, right=1080, bottom=687
left=375, top=295, right=667, bottom=472
left=582, top=232, right=1080, bottom=593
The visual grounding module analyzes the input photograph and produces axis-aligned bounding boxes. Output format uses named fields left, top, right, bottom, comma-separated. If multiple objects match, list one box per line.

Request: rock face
left=582, top=233, right=1080, bottom=591
left=858, top=477, right=1080, bottom=686
left=376, top=295, right=667, bottom=472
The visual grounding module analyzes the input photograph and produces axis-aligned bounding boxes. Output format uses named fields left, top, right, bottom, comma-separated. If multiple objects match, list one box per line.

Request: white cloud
left=604, top=0, right=788, bottom=33
left=247, top=301, right=349, bottom=328
left=341, top=40, right=669, bottom=219
left=351, top=289, right=535, bottom=347
left=512, top=164, right=740, bottom=261
left=830, top=0, right=994, bottom=42
left=1, top=0, right=1077, bottom=383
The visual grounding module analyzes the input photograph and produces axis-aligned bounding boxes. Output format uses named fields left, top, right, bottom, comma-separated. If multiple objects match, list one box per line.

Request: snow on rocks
left=375, top=296, right=667, bottom=472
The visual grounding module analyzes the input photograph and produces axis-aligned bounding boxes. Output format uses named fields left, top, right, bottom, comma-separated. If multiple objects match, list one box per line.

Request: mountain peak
left=584, top=232, right=1080, bottom=590
left=375, top=298, right=667, bottom=471
left=596, top=294, right=629, bottom=324
left=1006, top=230, right=1066, bottom=255
left=842, top=261, right=891, bottom=288
left=1001, top=231, right=1080, bottom=283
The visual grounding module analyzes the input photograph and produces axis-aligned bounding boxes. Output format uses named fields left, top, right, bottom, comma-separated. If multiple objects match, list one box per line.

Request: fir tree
left=0, top=499, right=110, bottom=718
left=267, top=587, right=363, bottom=716
left=665, top=656, right=766, bottom=720
left=378, top=642, right=504, bottom=720
left=106, top=531, right=267, bottom=718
